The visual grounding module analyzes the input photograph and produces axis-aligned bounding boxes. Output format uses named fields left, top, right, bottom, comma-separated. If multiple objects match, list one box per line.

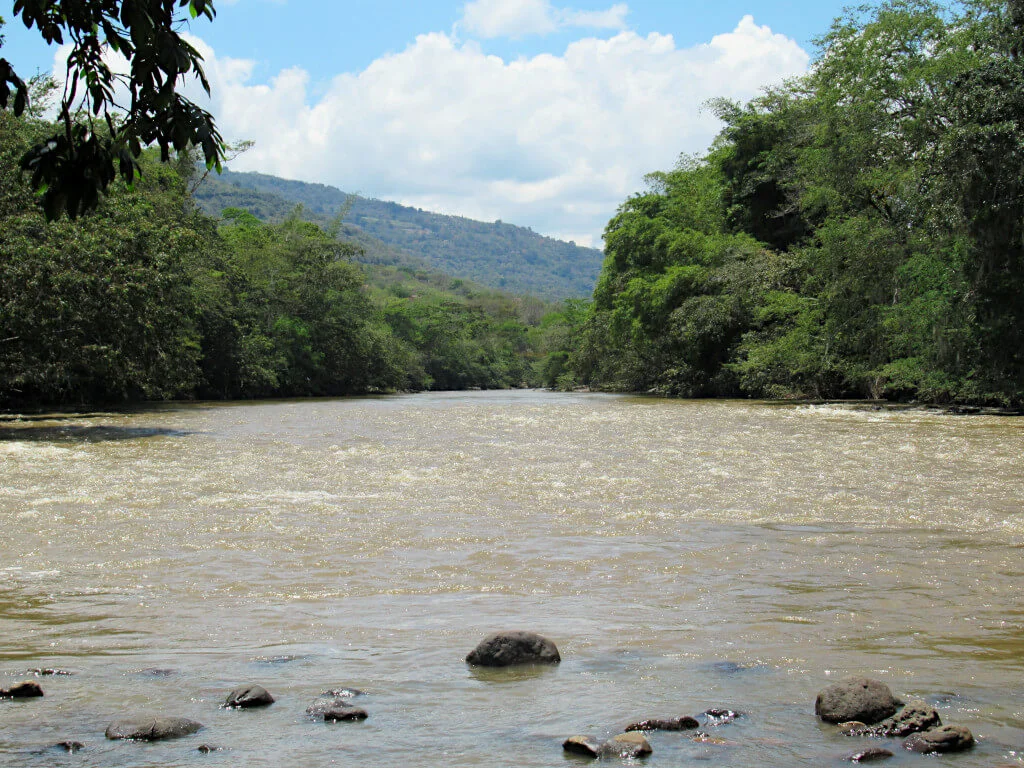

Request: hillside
left=194, top=169, right=604, bottom=301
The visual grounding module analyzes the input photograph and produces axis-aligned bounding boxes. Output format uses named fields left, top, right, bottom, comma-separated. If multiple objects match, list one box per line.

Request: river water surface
left=1, top=391, right=1022, bottom=766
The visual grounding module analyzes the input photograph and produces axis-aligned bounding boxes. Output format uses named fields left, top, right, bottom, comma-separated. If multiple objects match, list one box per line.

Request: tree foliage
left=568, top=0, right=1024, bottom=406
left=0, top=1, right=224, bottom=219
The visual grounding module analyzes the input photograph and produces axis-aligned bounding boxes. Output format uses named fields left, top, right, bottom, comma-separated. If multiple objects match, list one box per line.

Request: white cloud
left=462, top=0, right=558, bottom=38
left=51, top=18, right=809, bottom=247
left=562, top=4, right=629, bottom=31
left=460, top=0, right=629, bottom=39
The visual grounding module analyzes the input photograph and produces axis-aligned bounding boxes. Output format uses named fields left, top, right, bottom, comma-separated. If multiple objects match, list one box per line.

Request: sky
left=2, top=0, right=852, bottom=247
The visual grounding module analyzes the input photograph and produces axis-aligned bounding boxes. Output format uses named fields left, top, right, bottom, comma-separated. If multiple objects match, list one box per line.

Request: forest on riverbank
left=2, top=0, right=1022, bottom=408
left=551, top=0, right=1023, bottom=407
left=0, top=80, right=572, bottom=406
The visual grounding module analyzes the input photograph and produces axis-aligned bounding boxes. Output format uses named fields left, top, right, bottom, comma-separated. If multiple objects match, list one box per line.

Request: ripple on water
left=0, top=392, right=1022, bottom=767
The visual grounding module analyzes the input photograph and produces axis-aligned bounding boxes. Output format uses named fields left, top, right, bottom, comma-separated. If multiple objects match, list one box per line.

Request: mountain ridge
left=193, top=168, right=604, bottom=301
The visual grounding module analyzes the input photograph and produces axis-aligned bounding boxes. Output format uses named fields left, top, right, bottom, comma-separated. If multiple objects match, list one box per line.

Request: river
left=1, top=390, right=1022, bottom=766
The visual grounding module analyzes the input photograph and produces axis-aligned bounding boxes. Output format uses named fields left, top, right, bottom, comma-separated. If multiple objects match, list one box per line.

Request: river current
left=1, top=391, right=1022, bottom=766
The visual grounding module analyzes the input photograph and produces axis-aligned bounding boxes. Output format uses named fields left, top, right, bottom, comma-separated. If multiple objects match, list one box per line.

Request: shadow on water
left=0, top=424, right=192, bottom=442
left=0, top=403, right=198, bottom=442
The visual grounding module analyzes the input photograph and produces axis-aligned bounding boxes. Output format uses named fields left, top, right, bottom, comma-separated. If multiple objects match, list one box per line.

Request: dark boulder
left=903, top=725, right=974, bottom=753
left=104, top=717, right=203, bottom=741
left=54, top=741, right=84, bottom=753
left=845, top=747, right=893, bottom=762
left=562, top=735, right=601, bottom=757
left=466, top=631, right=560, bottom=667
left=306, top=698, right=368, bottom=722
left=597, top=732, right=652, bottom=758
left=625, top=716, right=699, bottom=731
left=224, top=684, right=274, bottom=709
left=815, top=678, right=900, bottom=724
left=322, top=704, right=369, bottom=722
left=197, top=744, right=225, bottom=753
left=0, top=681, right=44, bottom=698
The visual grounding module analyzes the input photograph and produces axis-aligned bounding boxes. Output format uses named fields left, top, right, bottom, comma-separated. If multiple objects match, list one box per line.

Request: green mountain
left=194, top=169, right=604, bottom=301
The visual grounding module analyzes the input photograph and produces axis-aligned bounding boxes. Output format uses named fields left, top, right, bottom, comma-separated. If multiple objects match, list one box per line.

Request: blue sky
left=3, top=0, right=852, bottom=246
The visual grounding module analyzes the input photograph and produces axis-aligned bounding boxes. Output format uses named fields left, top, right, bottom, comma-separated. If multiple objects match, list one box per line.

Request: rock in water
left=562, top=735, right=601, bottom=757
left=306, top=698, right=368, bottom=722
left=625, top=716, right=699, bottom=731
left=598, top=732, right=653, bottom=758
left=465, top=631, right=560, bottom=667
left=903, top=725, right=975, bottom=753
left=703, top=708, right=743, bottom=725
left=815, top=678, right=900, bottom=724
left=0, top=681, right=44, bottom=698
left=105, top=717, right=203, bottom=741
left=321, top=704, right=369, bottom=722
left=224, top=684, right=274, bottom=709
left=853, top=700, right=941, bottom=737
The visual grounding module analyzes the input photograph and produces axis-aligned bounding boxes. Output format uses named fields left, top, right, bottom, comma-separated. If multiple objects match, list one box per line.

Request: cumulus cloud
left=460, top=0, right=629, bottom=39
left=51, top=16, right=809, bottom=247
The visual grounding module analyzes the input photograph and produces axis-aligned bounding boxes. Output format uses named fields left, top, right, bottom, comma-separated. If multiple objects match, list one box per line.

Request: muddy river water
left=1, top=390, right=1022, bottom=766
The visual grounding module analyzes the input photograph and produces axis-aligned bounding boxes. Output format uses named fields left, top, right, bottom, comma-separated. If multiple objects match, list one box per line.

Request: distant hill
left=193, top=169, right=604, bottom=301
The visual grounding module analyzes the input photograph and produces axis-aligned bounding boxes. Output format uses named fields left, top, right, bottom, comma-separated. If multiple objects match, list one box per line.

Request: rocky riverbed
left=2, top=633, right=982, bottom=764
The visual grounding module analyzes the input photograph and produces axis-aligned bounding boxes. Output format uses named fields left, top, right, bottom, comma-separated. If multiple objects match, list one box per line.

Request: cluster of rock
left=2, top=676, right=369, bottom=753
left=2, top=635, right=982, bottom=763
left=563, top=708, right=743, bottom=759
left=816, top=676, right=975, bottom=761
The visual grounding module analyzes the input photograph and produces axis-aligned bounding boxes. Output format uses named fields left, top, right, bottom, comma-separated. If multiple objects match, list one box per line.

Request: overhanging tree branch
left=2, top=0, right=225, bottom=220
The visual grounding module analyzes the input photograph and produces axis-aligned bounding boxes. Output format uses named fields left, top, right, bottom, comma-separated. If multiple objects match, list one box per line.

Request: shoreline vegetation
left=3, top=0, right=1022, bottom=410
left=555, top=0, right=1024, bottom=409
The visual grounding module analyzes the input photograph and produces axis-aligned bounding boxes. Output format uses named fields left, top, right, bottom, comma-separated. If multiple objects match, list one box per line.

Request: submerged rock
left=598, top=732, right=652, bottom=758
left=690, top=731, right=729, bottom=745
left=224, top=684, right=274, bottom=709
left=625, top=716, right=699, bottom=732
left=815, top=678, right=900, bottom=724
left=197, top=744, right=225, bottom=753
left=703, top=708, right=744, bottom=725
left=54, top=741, right=84, bottom=753
left=465, top=631, right=560, bottom=667
left=845, top=747, right=894, bottom=762
left=903, top=725, right=974, bottom=753
left=321, top=687, right=364, bottom=698
left=562, top=735, right=601, bottom=757
left=133, top=667, right=177, bottom=677
left=105, top=717, right=203, bottom=741
left=0, top=681, right=44, bottom=698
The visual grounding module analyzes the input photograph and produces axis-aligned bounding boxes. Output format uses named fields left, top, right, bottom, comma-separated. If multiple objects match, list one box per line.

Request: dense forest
left=0, top=78, right=574, bottom=406
left=195, top=170, right=604, bottom=301
left=553, top=0, right=1023, bottom=407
